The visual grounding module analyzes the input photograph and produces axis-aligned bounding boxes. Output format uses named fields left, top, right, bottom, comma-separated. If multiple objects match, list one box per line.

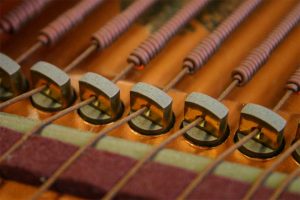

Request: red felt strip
left=0, top=127, right=299, bottom=199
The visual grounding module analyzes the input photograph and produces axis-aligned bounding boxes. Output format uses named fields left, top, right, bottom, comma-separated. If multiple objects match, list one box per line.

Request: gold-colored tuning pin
left=78, top=72, right=124, bottom=124
left=235, top=103, right=286, bottom=159
left=0, top=53, right=28, bottom=101
left=292, top=121, right=300, bottom=163
left=182, top=92, right=229, bottom=147
left=129, top=82, right=175, bottom=135
left=30, top=62, right=76, bottom=112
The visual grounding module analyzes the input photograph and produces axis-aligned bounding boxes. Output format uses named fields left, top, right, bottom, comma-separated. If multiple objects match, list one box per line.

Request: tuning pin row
left=2, top=52, right=300, bottom=163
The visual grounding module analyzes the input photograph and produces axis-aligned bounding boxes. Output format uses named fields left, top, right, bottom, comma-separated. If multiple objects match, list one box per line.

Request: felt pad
left=0, top=127, right=299, bottom=199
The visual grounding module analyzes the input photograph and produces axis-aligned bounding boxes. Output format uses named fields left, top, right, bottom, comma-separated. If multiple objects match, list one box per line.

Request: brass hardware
left=182, top=92, right=229, bottom=147
left=128, top=82, right=175, bottom=135
left=0, top=53, right=28, bottom=101
left=78, top=72, right=123, bottom=124
left=30, top=61, right=76, bottom=112
left=234, top=103, right=286, bottom=159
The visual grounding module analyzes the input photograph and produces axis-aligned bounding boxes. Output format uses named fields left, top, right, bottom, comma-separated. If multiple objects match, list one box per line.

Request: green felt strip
left=0, top=112, right=299, bottom=194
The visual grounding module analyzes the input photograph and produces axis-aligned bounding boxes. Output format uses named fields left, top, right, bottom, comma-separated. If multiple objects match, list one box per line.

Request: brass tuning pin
left=182, top=92, right=229, bottom=147
left=128, top=82, right=175, bottom=135
left=30, top=62, right=76, bottom=112
left=292, top=121, right=300, bottom=163
left=234, top=103, right=286, bottom=159
left=77, top=72, right=124, bottom=124
left=0, top=53, right=28, bottom=101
